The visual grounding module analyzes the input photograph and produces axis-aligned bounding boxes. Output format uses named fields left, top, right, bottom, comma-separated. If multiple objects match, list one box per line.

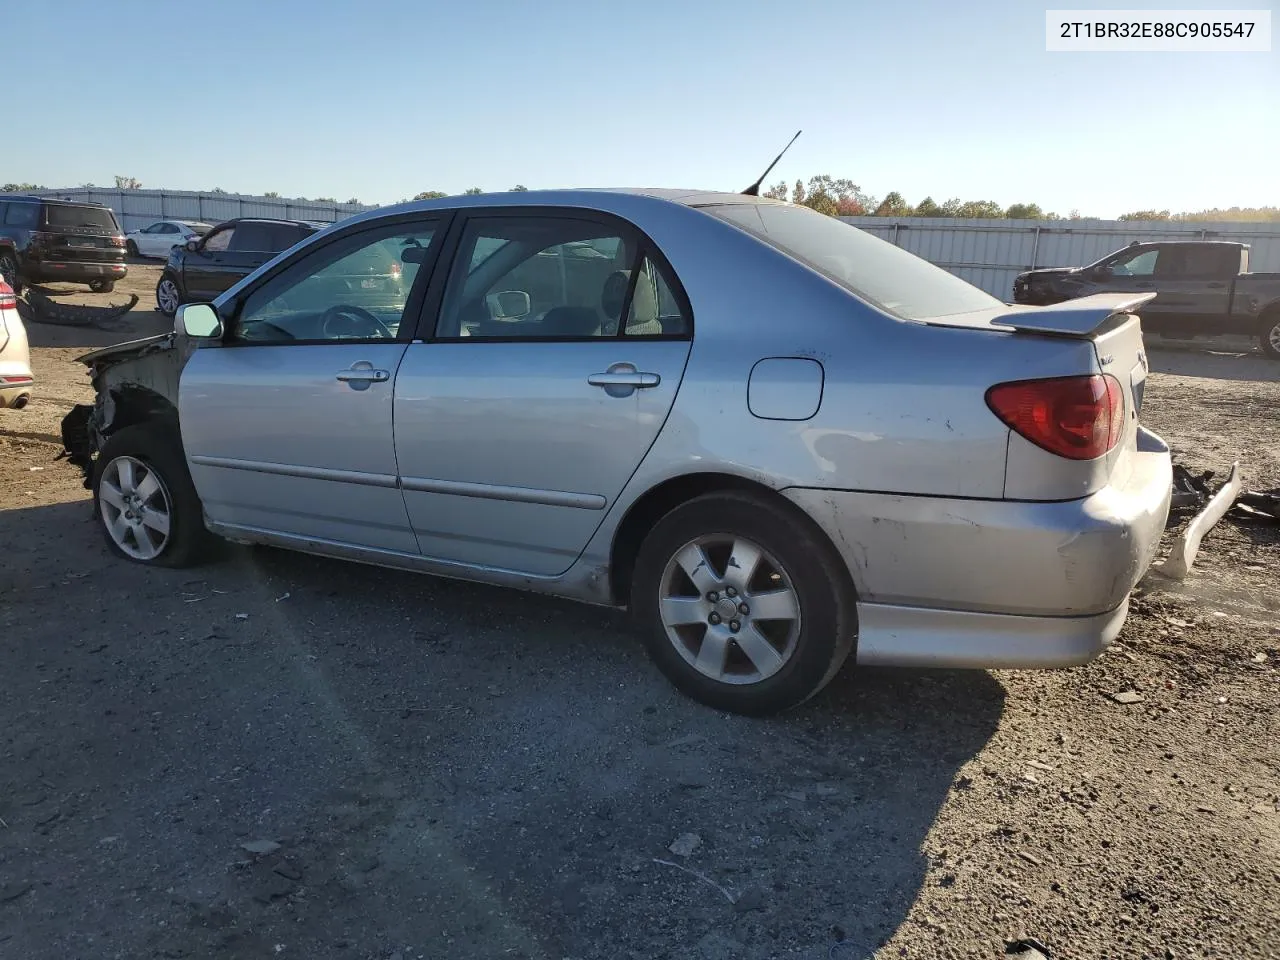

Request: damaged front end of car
left=58, top=332, right=199, bottom=488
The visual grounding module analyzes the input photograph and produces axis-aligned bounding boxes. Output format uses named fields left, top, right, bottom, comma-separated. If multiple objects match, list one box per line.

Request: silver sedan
left=63, top=189, right=1172, bottom=715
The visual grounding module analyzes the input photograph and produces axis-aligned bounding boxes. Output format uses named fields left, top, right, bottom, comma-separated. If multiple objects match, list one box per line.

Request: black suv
left=155, top=217, right=325, bottom=316
left=0, top=195, right=128, bottom=293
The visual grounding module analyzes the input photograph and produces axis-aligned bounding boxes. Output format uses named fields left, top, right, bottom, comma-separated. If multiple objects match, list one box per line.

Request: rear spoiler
left=991, top=292, right=1157, bottom=338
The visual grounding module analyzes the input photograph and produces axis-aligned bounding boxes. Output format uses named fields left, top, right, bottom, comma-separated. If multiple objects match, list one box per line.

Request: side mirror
left=185, top=238, right=201, bottom=252
left=1091, top=265, right=1114, bottom=281
left=175, top=303, right=223, bottom=340
left=487, top=289, right=531, bottom=320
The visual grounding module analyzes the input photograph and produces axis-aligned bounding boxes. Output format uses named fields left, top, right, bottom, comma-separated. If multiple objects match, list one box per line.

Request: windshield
left=43, top=204, right=120, bottom=232
left=702, top=202, right=1002, bottom=320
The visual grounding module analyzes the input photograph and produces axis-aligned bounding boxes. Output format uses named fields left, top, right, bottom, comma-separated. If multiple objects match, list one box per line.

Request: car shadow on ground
left=3, top=499, right=1005, bottom=959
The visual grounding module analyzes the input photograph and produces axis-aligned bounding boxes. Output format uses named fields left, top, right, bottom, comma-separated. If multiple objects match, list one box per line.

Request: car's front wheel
left=93, top=424, right=216, bottom=568
left=126, top=240, right=138, bottom=258
left=631, top=491, right=857, bottom=716
left=156, top=274, right=181, bottom=316
left=1259, top=313, right=1280, bottom=361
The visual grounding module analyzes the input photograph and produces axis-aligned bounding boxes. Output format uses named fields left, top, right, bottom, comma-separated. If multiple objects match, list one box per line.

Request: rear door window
left=1176, top=245, right=1233, bottom=279
left=267, top=224, right=310, bottom=252
left=228, top=223, right=275, bottom=252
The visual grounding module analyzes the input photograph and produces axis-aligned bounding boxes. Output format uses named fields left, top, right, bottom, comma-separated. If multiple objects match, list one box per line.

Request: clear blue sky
left=7, top=0, right=1277, bottom=217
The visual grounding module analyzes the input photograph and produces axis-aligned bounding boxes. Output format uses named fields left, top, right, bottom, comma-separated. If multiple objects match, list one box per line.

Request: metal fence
left=15, top=190, right=1280, bottom=300
left=23, top=188, right=377, bottom=234
left=840, top=216, right=1280, bottom=300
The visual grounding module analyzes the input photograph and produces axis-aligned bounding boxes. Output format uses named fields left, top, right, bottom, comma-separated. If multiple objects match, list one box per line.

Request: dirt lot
left=2, top=268, right=1277, bottom=960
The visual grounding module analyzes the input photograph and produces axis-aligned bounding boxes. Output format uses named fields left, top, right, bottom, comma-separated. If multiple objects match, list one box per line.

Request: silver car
left=61, top=190, right=1173, bottom=715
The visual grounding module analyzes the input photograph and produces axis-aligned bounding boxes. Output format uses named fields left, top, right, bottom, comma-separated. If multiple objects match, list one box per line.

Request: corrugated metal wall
left=14, top=190, right=1279, bottom=300
left=841, top=217, right=1280, bottom=300
left=24, top=188, right=375, bottom=234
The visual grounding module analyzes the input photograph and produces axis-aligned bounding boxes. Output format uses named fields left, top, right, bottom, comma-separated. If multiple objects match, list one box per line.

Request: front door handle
left=588, top=371, right=660, bottom=388
left=336, top=363, right=390, bottom=391
left=1135, top=282, right=1154, bottom=288
left=1207, top=281, right=1226, bottom=289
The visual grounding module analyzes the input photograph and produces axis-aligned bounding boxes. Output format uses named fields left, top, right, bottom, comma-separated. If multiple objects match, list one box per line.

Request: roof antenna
left=741, top=130, right=802, bottom=197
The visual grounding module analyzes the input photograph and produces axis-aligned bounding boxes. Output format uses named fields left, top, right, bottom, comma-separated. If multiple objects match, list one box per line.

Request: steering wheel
left=320, top=304, right=393, bottom=340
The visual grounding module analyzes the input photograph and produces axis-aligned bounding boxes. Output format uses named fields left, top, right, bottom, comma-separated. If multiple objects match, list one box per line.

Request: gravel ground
left=2, top=271, right=1277, bottom=960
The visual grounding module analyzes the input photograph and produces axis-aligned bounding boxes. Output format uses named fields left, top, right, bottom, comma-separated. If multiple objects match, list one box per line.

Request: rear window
left=42, top=203, right=120, bottom=232
left=702, top=202, right=1002, bottom=320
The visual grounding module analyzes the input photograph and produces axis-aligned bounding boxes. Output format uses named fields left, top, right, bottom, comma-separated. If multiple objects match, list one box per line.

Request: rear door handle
left=1207, top=281, right=1226, bottom=288
left=588, top=371, right=660, bottom=388
left=1135, top=282, right=1154, bottom=288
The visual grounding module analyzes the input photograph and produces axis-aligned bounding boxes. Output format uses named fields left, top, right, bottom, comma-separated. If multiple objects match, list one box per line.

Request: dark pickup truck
left=1013, top=240, right=1280, bottom=359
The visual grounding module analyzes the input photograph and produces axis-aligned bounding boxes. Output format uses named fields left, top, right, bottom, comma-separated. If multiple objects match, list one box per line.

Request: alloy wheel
left=658, top=534, right=802, bottom=685
left=98, top=455, right=173, bottom=561
left=157, top=278, right=179, bottom=315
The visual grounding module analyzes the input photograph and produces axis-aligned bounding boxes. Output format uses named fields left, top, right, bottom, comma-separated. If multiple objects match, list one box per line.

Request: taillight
left=108, top=236, right=126, bottom=248
left=986, top=374, right=1124, bottom=461
left=0, top=281, right=15, bottom=309
left=389, top=262, right=402, bottom=279
left=29, top=231, right=54, bottom=246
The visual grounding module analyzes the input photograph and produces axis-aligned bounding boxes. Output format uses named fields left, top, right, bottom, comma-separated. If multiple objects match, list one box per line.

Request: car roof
left=328, top=188, right=777, bottom=233
left=2, top=195, right=107, bottom=207
left=224, top=217, right=327, bottom=228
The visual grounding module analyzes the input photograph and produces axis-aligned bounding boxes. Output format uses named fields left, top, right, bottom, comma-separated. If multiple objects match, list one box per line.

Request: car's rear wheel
left=631, top=491, right=856, bottom=716
left=93, top=424, right=217, bottom=568
left=1259, top=313, right=1280, bottom=361
left=88, top=279, right=114, bottom=293
left=156, top=274, right=181, bottom=316
left=0, top=252, right=20, bottom=294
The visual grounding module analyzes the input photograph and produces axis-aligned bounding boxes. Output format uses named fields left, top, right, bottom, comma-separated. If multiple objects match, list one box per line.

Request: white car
left=125, top=220, right=213, bottom=259
left=0, top=280, right=32, bottom=409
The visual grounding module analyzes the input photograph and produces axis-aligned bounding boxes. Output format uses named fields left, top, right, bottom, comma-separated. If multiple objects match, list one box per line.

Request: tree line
left=760, top=177, right=1280, bottom=222
left=5, top=178, right=1275, bottom=222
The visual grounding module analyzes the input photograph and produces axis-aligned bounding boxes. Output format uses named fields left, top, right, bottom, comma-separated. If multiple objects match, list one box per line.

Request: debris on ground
left=18, top=287, right=140, bottom=329
left=1231, top=488, right=1280, bottom=524
left=667, top=832, right=702, bottom=857
left=1154, top=461, right=1242, bottom=579
left=240, top=840, right=282, bottom=856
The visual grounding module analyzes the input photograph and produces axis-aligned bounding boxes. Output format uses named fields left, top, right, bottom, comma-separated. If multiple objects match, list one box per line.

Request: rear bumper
left=26, top=260, right=127, bottom=282
left=0, top=376, right=34, bottom=408
left=852, top=599, right=1128, bottom=668
left=783, top=428, right=1172, bottom=666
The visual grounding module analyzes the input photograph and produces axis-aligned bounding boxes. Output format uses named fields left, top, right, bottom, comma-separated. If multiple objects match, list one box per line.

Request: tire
left=156, top=274, right=181, bottom=316
left=126, top=240, right=138, bottom=258
left=92, top=423, right=217, bottom=568
left=1259, top=313, right=1280, bottom=361
left=0, top=251, right=20, bottom=294
left=88, top=279, right=115, bottom=293
left=631, top=491, right=857, bottom=716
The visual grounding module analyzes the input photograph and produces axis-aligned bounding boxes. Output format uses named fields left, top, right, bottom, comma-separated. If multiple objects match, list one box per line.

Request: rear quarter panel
left=572, top=200, right=1109, bottom=570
